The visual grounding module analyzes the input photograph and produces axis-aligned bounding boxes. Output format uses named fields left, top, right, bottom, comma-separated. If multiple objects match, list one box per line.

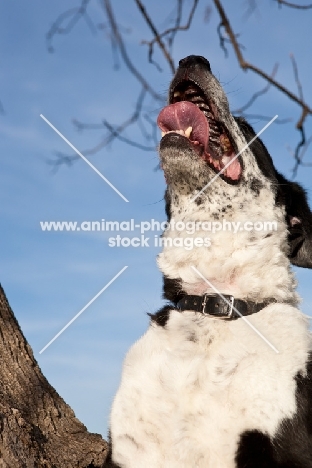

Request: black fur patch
left=148, top=305, right=176, bottom=327
left=273, top=358, right=312, bottom=466
left=162, top=276, right=184, bottom=304
left=249, top=177, right=263, bottom=195
left=235, top=117, right=278, bottom=187
left=236, top=357, right=312, bottom=467
left=282, top=178, right=312, bottom=268
left=235, top=430, right=278, bottom=468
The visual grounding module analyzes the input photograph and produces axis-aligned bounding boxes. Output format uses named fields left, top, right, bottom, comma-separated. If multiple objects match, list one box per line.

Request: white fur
left=109, top=125, right=309, bottom=467
left=110, top=305, right=311, bottom=467
left=109, top=61, right=311, bottom=467
left=158, top=119, right=298, bottom=305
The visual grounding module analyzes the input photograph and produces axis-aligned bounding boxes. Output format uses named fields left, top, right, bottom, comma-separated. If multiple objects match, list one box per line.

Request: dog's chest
left=110, top=308, right=309, bottom=468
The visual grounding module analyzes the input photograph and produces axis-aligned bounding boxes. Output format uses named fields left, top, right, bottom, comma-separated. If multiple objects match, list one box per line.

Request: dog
left=106, top=55, right=312, bottom=467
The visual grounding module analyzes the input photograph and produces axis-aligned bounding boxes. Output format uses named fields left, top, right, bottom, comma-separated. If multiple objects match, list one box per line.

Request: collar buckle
left=202, top=294, right=235, bottom=318
left=226, top=295, right=235, bottom=319
left=201, top=293, right=209, bottom=315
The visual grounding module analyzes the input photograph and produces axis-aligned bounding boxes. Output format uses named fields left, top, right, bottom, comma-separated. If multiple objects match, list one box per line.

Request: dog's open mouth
left=157, top=81, right=242, bottom=181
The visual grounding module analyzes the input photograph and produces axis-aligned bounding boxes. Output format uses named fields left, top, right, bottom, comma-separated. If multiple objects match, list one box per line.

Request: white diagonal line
left=191, top=266, right=279, bottom=354
left=39, top=266, right=128, bottom=354
left=40, top=114, right=129, bottom=203
left=190, top=115, right=278, bottom=203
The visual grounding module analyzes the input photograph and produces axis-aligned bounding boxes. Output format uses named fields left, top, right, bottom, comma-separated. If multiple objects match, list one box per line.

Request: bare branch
left=217, top=23, right=245, bottom=59
left=102, top=120, right=156, bottom=150
left=217, top=22, right=229, bottom=57
left=47, top=152, right=79, bottom=172
left=212, top=0, right=312, bottom=130
left=135, top=0, right=176, bottom=73
left=291, top=131, right=312, bottom=177
left=213, top=0, right=312, bottom=175
left=290, top=53, right=304, bottom=101
left=46, top=0, right=95, bottom=52
left=153, top=0, right=198, bottom=38
left=232, top=65, right=291, bottom=124
left=292, top=127, right=305, bottom=177
left=140, top=0, right=199, bottom=68
left=102, top=0, right=164, bottom=102
left=234, top=64, right=279, bottom=113
left=167, top=0, right=183, bottom=49
left=275, top=0, right=312, bottom=9
left=50, top=87, right=157, bottom=168
left=47, top=0, right=312, bottom=175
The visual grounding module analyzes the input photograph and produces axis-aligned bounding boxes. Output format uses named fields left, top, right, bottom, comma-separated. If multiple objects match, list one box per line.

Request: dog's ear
left=278, top=174, right=312, bottom=268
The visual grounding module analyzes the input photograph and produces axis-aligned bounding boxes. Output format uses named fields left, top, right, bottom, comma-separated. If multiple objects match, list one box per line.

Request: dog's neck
left=157, top=187, right=298, bottom=306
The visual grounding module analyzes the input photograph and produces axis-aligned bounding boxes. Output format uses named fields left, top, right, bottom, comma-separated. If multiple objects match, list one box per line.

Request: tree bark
left=0, top=284, right=108, bottom=467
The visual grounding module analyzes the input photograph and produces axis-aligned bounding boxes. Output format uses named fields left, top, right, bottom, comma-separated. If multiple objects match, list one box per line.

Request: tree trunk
left=0, top=284, right=108, bottom=467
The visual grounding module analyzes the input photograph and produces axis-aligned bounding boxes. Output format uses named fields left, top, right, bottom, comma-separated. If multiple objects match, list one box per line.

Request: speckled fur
left=109, top=305, right=310, bottom=468
left=107, top=56, right=312, bottom=468
left=157, top=67, right=294, bottom=303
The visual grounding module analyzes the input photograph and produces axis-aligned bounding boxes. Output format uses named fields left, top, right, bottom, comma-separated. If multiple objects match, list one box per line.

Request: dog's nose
left=178, top=55, right=211, bottom=71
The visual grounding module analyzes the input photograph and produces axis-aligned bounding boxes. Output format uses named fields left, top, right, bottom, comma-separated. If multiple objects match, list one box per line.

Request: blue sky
left=1, top=1, right=312, bottom=437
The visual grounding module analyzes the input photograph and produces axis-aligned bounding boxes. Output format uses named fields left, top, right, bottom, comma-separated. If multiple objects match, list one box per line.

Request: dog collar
left=177, top=294, right=270, bottom=320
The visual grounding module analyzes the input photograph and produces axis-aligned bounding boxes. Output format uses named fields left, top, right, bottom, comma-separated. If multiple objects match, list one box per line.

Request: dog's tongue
left=157, top=101, right=209, bottom=150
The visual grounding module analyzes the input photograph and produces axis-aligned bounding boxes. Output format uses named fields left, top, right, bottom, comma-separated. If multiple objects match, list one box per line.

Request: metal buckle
left=202, top=294, right=235, bottom=318
left=227, top=296, right=234, bottom=319
left=202, top=293, right=209, bottom=315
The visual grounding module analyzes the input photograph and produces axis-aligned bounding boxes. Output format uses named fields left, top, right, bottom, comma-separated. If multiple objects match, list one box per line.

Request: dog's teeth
left=198, top=103, right=210, bottom=110
left=185, top=126, right=192, bottom=138
left=190, top=96, right=205, bottom=104
left=210, top=124, right=220, bottom=135
left=161, top=131, right=166, bottom=137
left=185, top=86, right=198, bottom=93
left=173, top=91, right=181, bottom=98
left=220, top=134, right=232, bottom=153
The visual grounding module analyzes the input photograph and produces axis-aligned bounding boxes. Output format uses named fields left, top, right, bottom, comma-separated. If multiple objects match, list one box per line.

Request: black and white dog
left=107, top=56, right=312, bottom=467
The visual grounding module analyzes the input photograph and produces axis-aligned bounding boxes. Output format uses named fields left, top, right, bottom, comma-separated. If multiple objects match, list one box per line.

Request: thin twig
left=234, top=64, right=279, bottom=113
left=51, top=87, right=156, bottom=168
left=275, top=0, right=312, bottom=9
left=102, top=0, right=164, bottom=102
left=292, top=127, right=312, bottom=178
left=135, top=0, right=175, bottom=73
left=167, top=0, right=183, bottom=49
left=46, top=0, right=95, bottom=52
left=102, top=121, right=156, bottom=150
left=290, top=53, right=304, bottom=101
left=141, top=0, right=199, bottom=68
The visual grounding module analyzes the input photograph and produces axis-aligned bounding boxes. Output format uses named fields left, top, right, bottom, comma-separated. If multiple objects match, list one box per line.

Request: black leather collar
left=177, top=294, right=270, bottom=320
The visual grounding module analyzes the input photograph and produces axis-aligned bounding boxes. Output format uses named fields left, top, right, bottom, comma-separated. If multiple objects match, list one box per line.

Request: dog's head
left=157, top=55, right=312, bottom=303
